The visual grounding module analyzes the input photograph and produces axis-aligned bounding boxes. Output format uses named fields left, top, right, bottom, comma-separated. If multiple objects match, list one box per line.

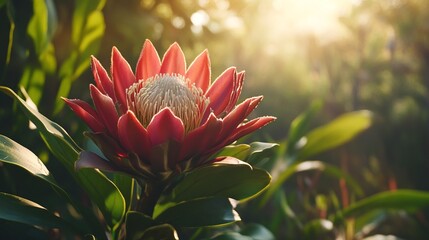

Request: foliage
left=1, top=0, right=429, bottom=239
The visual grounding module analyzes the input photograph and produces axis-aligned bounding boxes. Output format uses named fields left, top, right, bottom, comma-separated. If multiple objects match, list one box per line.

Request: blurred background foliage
left=1, top=0, right=429, bottom=239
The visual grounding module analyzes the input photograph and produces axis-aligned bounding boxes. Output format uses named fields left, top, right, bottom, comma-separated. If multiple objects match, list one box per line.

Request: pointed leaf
left=0, top=134, right=66, bottom=192
left=214, top=144, right=250, bottom=160
left=297, top=110, right=373, bottom=159
left=155, top=197, right=240, bottom=227
left=336, top=190, right=429, bottom=221
left=0, top=87, right=125, bottom=229
left=155, top=160, right=270, bottom=217
left=0, top=192, right=77, bottom=232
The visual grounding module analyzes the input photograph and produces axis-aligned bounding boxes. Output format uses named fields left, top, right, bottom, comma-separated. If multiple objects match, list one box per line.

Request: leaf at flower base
left=126, top=212, right=178, bottom=240
left=0, top=192, right=77, bottom=233
left=335, top=190, right=429, bottom=222
left=247, top=142, right=279, bottom=164
left=214, top=144, right=250, bottom=160
left=155, top=197, right=240, bottom=227
left=296, top=110, right=373, bottom=160
left=125, top=211, right=156, bottom=240
left=260, top=161, right=363, bottom=206
left=0, top=86, right=125, bottom=229
left=154, top=158, right=270, bottom=217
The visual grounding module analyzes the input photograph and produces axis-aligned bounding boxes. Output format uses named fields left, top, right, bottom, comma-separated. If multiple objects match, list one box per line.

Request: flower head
left=64, top=40, right=275, bottom=180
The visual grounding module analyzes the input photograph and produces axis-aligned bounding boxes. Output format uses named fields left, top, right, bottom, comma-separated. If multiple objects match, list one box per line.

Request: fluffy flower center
left=126, top=74, right=208, bottom=132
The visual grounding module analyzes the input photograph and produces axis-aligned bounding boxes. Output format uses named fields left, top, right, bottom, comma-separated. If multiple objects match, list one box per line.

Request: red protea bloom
left=64, top=40, right=275, bottom=180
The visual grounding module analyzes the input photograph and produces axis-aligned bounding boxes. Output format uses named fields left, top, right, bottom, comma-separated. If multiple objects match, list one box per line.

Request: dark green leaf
left=209, top=223, right=274, bottom=240
left=210, top=232, right=252, bottom=240
left=155, top=197, right=240, bottom=227
left=125, top=211, right=157, bottom=240
left=113, top=174, right=134, bottom=211
left=297, top=110, right=372, bottom=160
left=155, top=159, right=270, bottom=217
left=336, top=190, right=429, bottom=221
left=139, top=224, right=178, bottom=240
left=261, top=161, right=363, bottom=206
left=239, top=223, right=275, bottom=240
left=0, top=192, right=76, bottom=232
left=0, top=134, right=64, bottom=191
left=0, top=86, right=125, bottom=229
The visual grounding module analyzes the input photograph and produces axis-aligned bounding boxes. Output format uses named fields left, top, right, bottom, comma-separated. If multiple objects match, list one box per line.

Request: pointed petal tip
left=147, top=107, right=185, bottom=145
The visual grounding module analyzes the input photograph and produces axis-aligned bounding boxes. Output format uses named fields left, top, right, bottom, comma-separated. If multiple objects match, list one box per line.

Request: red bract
left=64, top=40, right=275, bottom=180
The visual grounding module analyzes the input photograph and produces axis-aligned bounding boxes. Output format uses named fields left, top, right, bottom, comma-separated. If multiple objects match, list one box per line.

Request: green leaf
left=155, top=197, right=240, bottom=227
left=247, top=142, right=279, bottom=166
left=125, top=212, right=178, bottom=240
left=55, top=0, right=105, bottom=113
left=209, top=223, right=274, bottom=240
left=0, top=134, right=63, bottom=191
left=125, top=211, right=156, bottom=240
left=261, top=161, right=363, bottom=206
left=0, top=192, right=76, bottom=232
left=113, top=174, right=134, bottom=211
left=336, top=190, right=429, bottom=221
left=27, top=0, right=49, bottom=55
left=0, top=86, right=125, bottom=229
left=287, top=101, right=322, bottom=158
left=155, top=159, right=271, bottom=217
left=139, top=224, right=178, bottom=240
left=214, top=144, right=250, bottom=160
left=297, top=110, right=372, bottom=160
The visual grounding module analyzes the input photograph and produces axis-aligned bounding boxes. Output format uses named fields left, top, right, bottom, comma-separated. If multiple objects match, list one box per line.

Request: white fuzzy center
left=126, top=74, right=208, bottom=132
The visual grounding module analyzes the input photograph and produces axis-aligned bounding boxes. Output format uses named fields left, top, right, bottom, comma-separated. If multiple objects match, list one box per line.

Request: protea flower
left=64, top=40, right=275, bottom=181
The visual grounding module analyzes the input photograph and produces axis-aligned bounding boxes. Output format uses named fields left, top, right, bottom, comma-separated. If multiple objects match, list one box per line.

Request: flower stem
left=137, top=181, right=165, bottom=217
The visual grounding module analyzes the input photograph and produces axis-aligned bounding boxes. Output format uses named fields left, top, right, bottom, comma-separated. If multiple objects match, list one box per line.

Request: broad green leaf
left=154, top=159, right=270, bottom=217
left=0, top=86, right=125, bottom=229
left=0, top=192, right=77, bottom=232
left=214, top=144, right=250, bottom=160
left=125, top=211, right=156, bottom=240
left=261, top=161, right=363, bottom=206
left=155, top=197, right=240, bottom=227
left=297, top=110, right=372, bottom=160
left=209, top=223, right=274, bottom=240
left=125, top=212, right=178, bottom=240
left=287, top=101, right=322, bottom=158
left=247, top=142, right=279, bottom=167
left=113, top=174, right=134, bottom=211
left=210, top=233, right=252, bottom=240
left=336, top=190, right=429, bottom=221
left=139, top=224, right=178, bottom=240
left=0, top=134, right=62, bottom=190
